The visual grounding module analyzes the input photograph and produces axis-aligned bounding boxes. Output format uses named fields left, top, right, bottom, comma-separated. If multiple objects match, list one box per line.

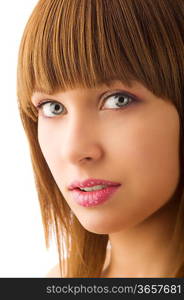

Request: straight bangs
left=17, top=0, right=184, bottom=122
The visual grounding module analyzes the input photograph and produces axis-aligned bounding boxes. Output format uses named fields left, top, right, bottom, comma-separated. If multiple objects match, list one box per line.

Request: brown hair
left=17, top=0, right=184, bottom=277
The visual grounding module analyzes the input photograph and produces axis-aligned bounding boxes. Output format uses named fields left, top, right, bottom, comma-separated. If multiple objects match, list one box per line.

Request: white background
left=0, top=0, right=58, bottom=277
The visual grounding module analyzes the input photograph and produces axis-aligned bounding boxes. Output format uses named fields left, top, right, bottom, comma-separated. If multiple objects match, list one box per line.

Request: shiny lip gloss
left=70, top=185, right=121, bottom=207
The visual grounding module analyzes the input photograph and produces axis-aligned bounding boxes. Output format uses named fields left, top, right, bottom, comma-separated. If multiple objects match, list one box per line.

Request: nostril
left=80, top=156, right=92, bottom=162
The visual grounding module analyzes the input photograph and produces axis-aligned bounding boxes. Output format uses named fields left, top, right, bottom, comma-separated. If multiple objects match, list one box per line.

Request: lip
left=68, top=178, right=121, bottom=190
left=68, top=178, right=121, bottom=207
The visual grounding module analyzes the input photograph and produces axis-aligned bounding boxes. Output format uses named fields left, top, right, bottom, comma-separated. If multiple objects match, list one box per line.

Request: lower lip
left=70, top=185, right=121, bottom=207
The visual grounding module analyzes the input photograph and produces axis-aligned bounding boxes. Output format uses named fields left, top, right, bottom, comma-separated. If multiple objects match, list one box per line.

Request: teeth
left=79, top=184, right=107, bottom=192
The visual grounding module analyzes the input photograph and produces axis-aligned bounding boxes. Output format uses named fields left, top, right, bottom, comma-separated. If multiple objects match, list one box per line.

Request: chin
left=80, top=219, right=125, bottom=235
left=84, top=227, right=110, bottom=234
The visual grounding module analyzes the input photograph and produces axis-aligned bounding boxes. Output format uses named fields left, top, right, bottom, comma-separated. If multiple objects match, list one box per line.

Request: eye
left=102, top=92, right=136, bottom=110
left=37, top=101, right=65, bottom=118
left=36, top=92, right=137, bottom=118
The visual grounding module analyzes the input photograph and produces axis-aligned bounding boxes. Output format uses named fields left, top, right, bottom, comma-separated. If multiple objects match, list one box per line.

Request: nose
left=60, top=113, right=104, bottom=165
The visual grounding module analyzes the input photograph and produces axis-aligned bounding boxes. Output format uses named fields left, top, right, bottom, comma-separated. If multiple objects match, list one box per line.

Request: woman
left=17, top=0, right=184, bottom=277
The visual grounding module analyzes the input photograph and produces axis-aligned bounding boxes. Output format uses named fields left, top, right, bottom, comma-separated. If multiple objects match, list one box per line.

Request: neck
left=104, top=198, right=181, bottom=277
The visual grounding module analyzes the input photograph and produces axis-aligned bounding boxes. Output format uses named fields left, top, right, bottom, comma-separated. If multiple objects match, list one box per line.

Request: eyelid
left=102, top=90, right=141, bottom=103
left=36, top=99, right=59, bottom=108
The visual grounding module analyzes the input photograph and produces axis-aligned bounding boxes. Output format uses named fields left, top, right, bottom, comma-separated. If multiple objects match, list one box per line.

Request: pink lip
left=68, top=178, right=121, bottom=207
left=69, top=186, right=121, bottom=208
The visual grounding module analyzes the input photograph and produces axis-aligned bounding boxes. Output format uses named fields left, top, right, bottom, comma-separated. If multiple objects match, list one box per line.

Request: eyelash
left=36, top=92, right=138, bottom=118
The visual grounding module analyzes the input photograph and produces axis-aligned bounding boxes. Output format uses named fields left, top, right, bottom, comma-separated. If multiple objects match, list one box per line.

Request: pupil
left=119, top=97, right=124, bottom=103
left=55, top=104, right=60, bottom=111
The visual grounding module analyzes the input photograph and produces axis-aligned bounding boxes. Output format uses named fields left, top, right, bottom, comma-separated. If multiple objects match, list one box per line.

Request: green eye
left=102, top=92, right=136, bottom=109
left=37, top=101, right=65, bottom=118
left=37, top=92, right=137, bottom=118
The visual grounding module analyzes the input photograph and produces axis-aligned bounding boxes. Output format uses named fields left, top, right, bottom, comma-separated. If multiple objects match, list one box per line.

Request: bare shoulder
left=46, top=263, right=61, bottom=278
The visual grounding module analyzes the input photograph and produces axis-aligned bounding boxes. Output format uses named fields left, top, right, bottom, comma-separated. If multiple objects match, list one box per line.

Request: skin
left=32, top=80, right=181, bottom=277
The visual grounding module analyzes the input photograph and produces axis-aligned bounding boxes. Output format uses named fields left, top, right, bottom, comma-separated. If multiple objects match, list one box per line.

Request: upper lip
left=68, top=178, right=121, bottom=190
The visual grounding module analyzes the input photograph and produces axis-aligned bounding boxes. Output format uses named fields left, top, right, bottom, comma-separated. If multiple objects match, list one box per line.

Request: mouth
left=75, top=184, right=109, bottom=192
left=68, top=178, right=121, bottom=190
left=69, top=184, right=121, bottom=207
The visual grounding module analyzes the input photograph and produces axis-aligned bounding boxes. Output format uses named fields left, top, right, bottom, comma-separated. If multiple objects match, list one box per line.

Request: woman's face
left=32, top=80, right=180, bottom=234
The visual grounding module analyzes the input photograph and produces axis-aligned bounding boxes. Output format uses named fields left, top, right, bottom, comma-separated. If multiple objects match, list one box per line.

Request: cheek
left=38, top=122, right=58, bottom=170
left=124, top=109, right=180, bottom=211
